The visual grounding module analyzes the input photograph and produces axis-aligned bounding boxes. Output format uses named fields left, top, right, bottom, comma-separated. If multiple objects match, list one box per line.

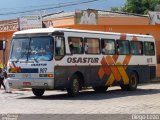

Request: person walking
left=4, top=67, right=12, bottom=93
left=0, top=67, right=6, bottom=91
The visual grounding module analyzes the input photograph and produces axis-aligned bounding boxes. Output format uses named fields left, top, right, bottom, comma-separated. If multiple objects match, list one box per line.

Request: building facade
left=1, top=10, right=160, bottom=76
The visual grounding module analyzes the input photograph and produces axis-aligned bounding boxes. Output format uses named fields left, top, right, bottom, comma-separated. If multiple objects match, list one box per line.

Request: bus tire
left=32, top=88, right=45, bottom=97
left=67, top=75, right=80, bottom=97
left=93, top=86, right=108, bottom=93
left=120, top=72, right=138, bottom=91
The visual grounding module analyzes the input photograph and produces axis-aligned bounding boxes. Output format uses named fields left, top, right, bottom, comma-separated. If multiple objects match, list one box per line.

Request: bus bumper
left=7, top=78, right=54, bottom=89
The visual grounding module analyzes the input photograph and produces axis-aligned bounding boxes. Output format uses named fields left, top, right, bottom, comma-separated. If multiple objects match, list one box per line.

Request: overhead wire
left=0, top=0, right=104, bottom=15
left=0, top=0, right=83, bottom=11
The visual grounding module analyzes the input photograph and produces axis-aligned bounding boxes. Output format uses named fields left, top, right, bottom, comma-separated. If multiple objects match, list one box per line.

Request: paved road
left=0, top=83, right=160, bottom=119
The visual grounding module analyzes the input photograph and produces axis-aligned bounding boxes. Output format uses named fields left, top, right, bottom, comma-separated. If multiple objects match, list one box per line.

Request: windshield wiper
left=33, top=57, right=39, bottom=63
left=10, top=58, right=19, bottom=62
left=17, top=55, right=27, bottom=62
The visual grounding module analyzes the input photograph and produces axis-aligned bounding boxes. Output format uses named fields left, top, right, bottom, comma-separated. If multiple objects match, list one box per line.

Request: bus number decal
left=40, top=68, right=47, bottom=73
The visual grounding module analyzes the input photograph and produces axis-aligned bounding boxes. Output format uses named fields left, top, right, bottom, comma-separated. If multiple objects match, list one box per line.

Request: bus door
left=54, top=36, right=66, bottom=88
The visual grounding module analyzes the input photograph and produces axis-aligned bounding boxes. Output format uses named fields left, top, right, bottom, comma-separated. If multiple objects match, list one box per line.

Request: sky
left=0, top=0, right=125, bottom=20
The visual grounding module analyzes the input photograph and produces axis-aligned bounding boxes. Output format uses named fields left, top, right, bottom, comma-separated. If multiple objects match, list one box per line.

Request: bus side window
left=130, top=41, right=143, bottom=55
left=84, top=38, right=100, bottom=54
left=55, top=36, right=65, bottom=60
left=116, top=40, right=130, bottom=55
left=68, top=37, right=83, bottom=54
left=101, top=39, right=115, bottom=55
left=144, top=42, right=155, bottom=56
left=84, top=40, right=88, bottom=53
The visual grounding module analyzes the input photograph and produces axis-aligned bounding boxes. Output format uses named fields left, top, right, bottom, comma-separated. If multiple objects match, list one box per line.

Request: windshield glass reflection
left=10, top=38, right=29, bottom=61
left=10, top=37, right=53, bottom=61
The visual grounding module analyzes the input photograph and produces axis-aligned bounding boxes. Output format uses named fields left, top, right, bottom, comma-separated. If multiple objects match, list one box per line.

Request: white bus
left=7, top=28, right=157, bottom=97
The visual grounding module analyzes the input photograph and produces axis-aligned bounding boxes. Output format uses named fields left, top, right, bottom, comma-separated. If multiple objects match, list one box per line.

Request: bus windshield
left=10, top=36, right=53, bottom=61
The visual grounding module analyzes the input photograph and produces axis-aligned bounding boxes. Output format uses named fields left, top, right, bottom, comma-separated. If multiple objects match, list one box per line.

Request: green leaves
left=111, top=0, right=160, bottom=14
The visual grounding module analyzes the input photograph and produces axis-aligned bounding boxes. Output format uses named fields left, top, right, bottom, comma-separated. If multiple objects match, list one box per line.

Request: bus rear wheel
left=67, top=75, right=80, bottom=97
left=32, top=88, right=45, bottom=97
left=120, top=72, right=138, bottom=91
left=93, top=86, right=108, bottom=93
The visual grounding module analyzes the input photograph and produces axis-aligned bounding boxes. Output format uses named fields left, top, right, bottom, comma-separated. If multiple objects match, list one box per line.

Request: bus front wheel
left=120, top=72, right=138, bottom=91
left=67, top=75, right=80, bottom=97
left=32, top=88, right=45, bottom=97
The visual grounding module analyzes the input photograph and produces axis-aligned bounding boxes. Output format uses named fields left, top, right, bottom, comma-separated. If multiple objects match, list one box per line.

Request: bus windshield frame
left=9, top=36, right=54, bottom=62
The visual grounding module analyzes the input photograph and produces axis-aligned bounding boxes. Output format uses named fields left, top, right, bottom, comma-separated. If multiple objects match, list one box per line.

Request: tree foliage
left=111, top=0, right=160, bottom=14
left=110, top=7, right=120, bottom=12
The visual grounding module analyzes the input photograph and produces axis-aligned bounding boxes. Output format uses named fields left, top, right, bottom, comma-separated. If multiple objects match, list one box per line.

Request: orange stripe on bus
left=98, top=57, right=112, bottom=79
left=106, top=56, right=121, bottom=81
left=102, top=57, right=111, bottom=76
left=98, top=58, right=105, bottom=79
left=116, top=62, right=129, bottom=85
left=112, top=55, right=119, bottom=62
left=123, top=55, right=131, bottom=66
left=98, top=67, right=104, bottom=79
left=103, top=65, right=111, bottom=76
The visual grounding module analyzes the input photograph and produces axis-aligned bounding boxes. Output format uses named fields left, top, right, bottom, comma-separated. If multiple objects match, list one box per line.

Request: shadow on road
left=18, top=87, right=160, bottom=100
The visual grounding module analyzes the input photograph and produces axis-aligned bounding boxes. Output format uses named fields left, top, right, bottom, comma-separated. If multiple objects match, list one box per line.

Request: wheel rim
left=73, top=79, right=79, bottom=93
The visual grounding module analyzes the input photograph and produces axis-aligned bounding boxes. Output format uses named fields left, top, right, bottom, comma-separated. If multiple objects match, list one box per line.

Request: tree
left=111, top=0, right=160, bottom=14
left=122, top=0, right=144, bottom=14
left=110, top=7, right=120, bottom=12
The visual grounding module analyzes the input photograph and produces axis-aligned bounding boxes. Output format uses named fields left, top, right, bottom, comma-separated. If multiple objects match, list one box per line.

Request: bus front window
left=10, top=37, right=53, bottom=62
left=28, top=37, right=53, bottom=61
left=10, top=38, right=29, bottom=61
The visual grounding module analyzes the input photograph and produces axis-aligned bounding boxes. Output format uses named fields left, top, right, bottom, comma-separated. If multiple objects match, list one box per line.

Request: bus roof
left=14, top=28, right=153, bottom=38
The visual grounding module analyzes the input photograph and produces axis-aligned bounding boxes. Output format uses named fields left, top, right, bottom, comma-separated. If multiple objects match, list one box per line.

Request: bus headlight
left=39, top=74, right=53, bottom=78
left=8, top=74, right=15, bottom=77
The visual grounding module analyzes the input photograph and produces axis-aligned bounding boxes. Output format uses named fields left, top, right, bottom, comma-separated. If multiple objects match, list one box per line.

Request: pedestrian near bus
left=4, top=67, right=12, bottom=93
left=0, top=67, right=6, bottom=90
